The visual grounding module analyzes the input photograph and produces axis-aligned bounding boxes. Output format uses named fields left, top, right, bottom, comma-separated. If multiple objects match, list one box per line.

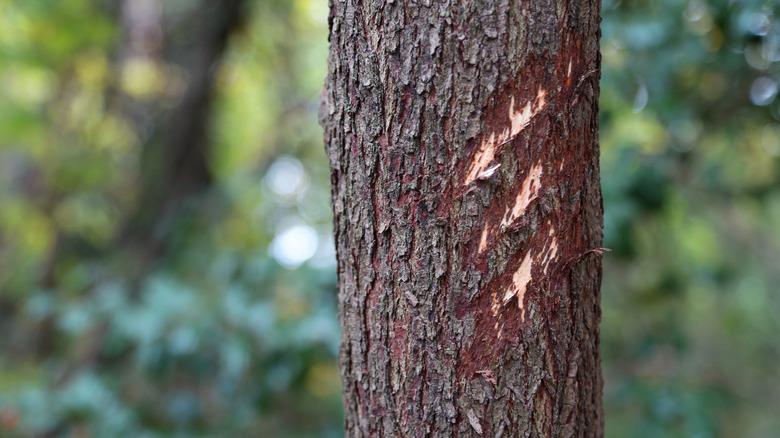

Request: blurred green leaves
left=601, top=0, right=780, bottom=436
left=0, top=0, right=340, bottom=436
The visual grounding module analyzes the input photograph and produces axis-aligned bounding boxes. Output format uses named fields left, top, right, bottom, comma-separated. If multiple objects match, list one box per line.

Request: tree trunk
left=320, top=1, right=603, bottom=436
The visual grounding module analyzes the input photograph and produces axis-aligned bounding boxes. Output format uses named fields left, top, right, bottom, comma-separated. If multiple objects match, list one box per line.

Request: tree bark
left=320, top=1, right=603, bottom=436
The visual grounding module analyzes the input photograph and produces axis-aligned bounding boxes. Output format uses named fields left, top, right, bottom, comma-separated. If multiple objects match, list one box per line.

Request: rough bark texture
left=320, top=1, right=603, bottom=436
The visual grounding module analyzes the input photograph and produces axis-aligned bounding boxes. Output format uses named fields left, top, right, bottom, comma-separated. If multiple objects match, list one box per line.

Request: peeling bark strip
left=320, top=1, right=603, bottom=437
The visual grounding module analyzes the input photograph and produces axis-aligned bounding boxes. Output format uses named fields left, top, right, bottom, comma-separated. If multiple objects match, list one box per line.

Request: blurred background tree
left=0, top=0, right=777, bottom=437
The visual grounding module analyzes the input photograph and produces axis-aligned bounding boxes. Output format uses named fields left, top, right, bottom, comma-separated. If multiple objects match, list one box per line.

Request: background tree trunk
left=321, top=0, right=603, bottom=436
left=118, top=0, right=245, bottom=265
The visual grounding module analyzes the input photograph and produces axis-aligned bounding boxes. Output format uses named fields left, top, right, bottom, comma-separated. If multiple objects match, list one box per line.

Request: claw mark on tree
left=489, top=226, right=560, bottom=324
left=478, top=227, right=489, bottom=253
left=501, top=163, right=543, bottom=228
left=475, top=369, right=497, bottom=384
left=477, top=163, right=501, bottom=180
left=462, top=86, right=561, bottom=325
left=503, top=252, right=534, bottom=313
left=503, top=88, right=548, bottom=146
left=542, top=237, right=558, bottom=274
left=475, top=162, right=542, bottom=255
left=464, top=88, right=548, bottom=185
left=465, top=133, right=499, bottom=186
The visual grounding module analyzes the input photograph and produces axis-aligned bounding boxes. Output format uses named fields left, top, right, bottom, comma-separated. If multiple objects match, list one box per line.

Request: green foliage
left=0, top=0, right=340, bottom=436
left=0, top=0, right=778, bottom=436
left=601, top=0, right=780, bottom=436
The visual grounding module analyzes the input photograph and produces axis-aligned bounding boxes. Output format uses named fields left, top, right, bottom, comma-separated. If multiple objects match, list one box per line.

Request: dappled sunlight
left=270, top=223, right=319, bottom=269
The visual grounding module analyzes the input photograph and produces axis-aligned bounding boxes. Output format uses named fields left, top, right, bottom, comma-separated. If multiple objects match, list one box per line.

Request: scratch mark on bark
left=479, top=226, right=489, bottom=253
left=501, top=163, right=543, bottom=228
left=505, top=88, right=548, bottom=145
left=503, top=252, right=533, bottom=311
left=465, top=88, right=548, bottom=186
